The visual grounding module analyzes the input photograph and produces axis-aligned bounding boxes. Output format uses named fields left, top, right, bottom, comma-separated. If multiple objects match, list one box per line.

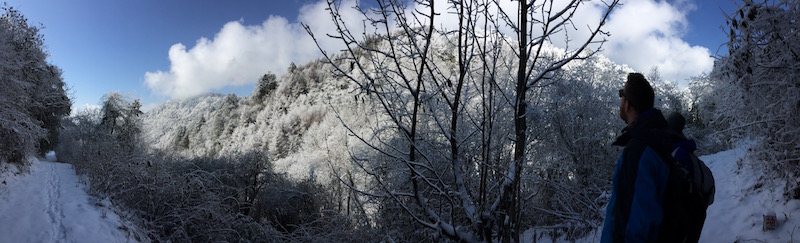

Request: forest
left=2, top=0, right=799, bottom=242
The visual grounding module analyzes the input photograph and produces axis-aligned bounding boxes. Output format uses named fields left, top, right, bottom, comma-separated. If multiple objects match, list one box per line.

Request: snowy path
left=700, top=144, right=800, bottom=242
left=0, top=159, right=134, bottom=243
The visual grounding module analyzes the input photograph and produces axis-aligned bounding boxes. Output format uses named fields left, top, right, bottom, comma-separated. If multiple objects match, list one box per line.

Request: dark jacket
left=672, top=139, right=697, bottom=172
left=602, top=108, right=674, bottom=242
left=671, top=137, right=707, bottom=243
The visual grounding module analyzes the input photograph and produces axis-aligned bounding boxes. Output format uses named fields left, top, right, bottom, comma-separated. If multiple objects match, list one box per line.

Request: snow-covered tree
left=520, top=54, right=628, bottom=233
left=0, top=5, right=70, bottom=163
left=251, top=72, right=277, bottom=104
left=707, top=0, right=800, bottom=199
left=305, top=0, right=618, bottom=241
left=647, top=66, right=688, bottom=114
left=59, top=93, right=352, bottom=241
left=99, top=93, right=142, bottom=153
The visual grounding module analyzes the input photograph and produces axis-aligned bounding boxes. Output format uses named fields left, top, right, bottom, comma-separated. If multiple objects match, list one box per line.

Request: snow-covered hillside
left=141, top=94, right=226, bottom=153
left=0, top=158, right=141, bottom=243
left=141, top=60, right=371, bottom=182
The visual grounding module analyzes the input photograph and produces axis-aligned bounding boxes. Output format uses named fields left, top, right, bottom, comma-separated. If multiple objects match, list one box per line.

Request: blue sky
left=683, top=0, right=737, bottom=55
left=8, top=0, right=738, bottom=112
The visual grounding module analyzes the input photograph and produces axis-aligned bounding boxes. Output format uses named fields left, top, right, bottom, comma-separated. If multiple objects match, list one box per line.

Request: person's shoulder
left=622, top=138, right=649, bottom=158
left=625, top=137, right=671, bottom=163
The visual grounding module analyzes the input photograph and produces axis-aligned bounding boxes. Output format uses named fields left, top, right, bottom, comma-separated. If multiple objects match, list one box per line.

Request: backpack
left=658, top=139, right=715, bottom=242
left=671, top=142, right=715, bottom=206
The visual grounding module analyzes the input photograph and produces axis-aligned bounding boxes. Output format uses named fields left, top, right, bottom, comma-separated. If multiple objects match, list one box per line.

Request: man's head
left=666, top=112, right=686, bottom=133
left=619, top=73, right=654, bottom=124
left=666, top=112, right=687, bottom=139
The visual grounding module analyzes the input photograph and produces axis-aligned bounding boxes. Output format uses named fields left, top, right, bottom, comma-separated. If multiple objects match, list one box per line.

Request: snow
left=0, top=158, right=137, bottom=243
left=2, top=142, right=798, bottom=243
left=700, top=142, right=800, bottom=242
left=528, top=141, right=800, bottom=242
left=45, top=150, right=57, bottom=162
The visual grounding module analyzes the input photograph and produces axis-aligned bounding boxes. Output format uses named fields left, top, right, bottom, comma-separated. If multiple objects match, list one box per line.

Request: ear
left=621, top=98, right=630, bottom=112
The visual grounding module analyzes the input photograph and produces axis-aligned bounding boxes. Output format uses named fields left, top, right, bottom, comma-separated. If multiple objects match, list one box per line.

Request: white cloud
left=144, top=17, right=309, bottom=99
left=479, top=0, right=711, bottom=86
left=144, top=0, right=365, bottom=99
left=407, top=0, right=712, bottom=86
left=601, top=0, right=712, bottom=86
left=145, top=0, right=712, bottom=99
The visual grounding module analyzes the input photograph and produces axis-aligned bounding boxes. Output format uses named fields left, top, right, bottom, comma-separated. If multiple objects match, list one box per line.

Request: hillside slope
left=141, top=60, right=371, bottom=181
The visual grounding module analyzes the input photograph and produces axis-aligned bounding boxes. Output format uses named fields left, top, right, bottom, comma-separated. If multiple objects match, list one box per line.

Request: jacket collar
left=612, top=108, right=669, bottom=147
left=673, top=139, right=697, bottom=153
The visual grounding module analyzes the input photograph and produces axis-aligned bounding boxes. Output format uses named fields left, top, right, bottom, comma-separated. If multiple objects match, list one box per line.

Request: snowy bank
left=701, top=142, right=800, bottom=242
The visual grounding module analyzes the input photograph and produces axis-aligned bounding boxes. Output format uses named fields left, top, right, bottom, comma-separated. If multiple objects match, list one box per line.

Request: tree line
left=0, top=4, right=71, bottom=164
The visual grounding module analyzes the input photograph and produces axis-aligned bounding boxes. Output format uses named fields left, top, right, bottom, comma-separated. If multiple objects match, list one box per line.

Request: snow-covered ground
left=0, top=158, right=137, bottom=243
left=700, top=142, right=800, bottom=242
left=532, top=141, right=800, bottom=242
left=3, top=143, right=800, bottom=242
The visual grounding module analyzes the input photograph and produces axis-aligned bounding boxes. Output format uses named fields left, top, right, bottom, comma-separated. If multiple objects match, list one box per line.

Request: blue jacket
left=602, top=109, right=674, bottom=242
left=673, top=139, right=697, bottom=172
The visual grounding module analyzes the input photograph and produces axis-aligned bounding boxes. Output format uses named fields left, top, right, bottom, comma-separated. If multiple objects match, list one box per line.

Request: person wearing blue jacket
left=601, top=73, right=677, bottom=242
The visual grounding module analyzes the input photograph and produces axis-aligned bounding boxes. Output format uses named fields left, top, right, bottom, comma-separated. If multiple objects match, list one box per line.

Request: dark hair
left=666, top=112, right=688, bottom=140
left=666, top=112, right=686, bottom=131
left=623, top=73, right=654, bottom=113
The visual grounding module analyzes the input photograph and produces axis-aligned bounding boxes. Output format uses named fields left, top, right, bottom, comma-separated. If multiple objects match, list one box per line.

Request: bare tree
left=490, top=0, right=619, bottom=241
left=305, top=0, right=617, bottom=241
